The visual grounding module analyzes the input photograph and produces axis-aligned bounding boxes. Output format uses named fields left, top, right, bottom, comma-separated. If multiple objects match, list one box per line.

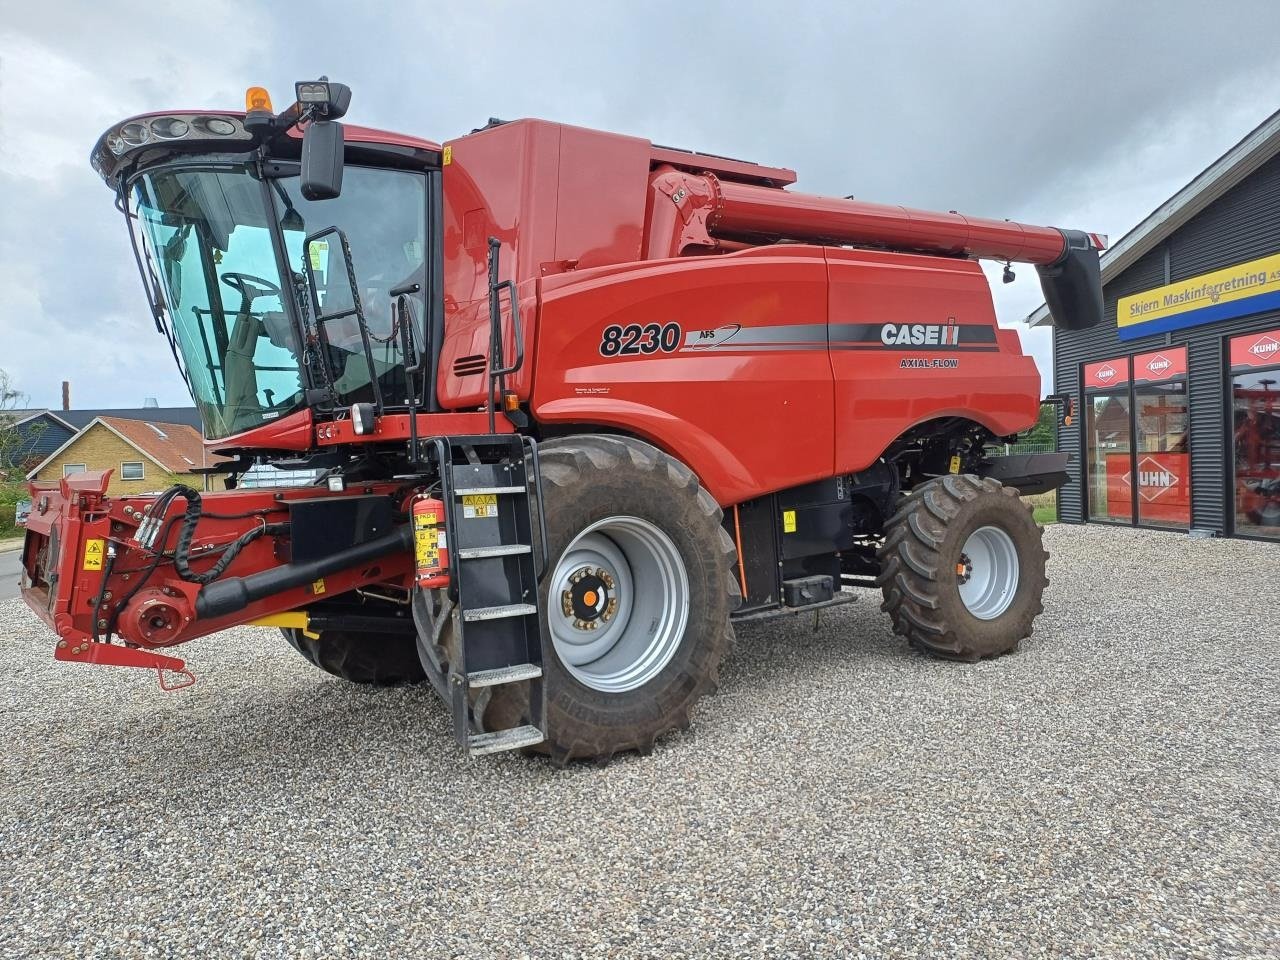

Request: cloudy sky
left=3, top=1, right=1280, bottom=409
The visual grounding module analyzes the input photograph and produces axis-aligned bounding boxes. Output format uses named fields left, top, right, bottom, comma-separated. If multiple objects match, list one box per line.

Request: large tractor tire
left=281, top=627, right=427, bottom=686
left=478, top=435, right=739, bottom=765
left=875, top=474, right=1048, bottom=661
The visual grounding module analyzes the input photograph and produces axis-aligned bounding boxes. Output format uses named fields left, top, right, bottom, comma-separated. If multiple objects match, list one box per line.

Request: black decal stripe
left=670, top=322, right=1000, bottom=352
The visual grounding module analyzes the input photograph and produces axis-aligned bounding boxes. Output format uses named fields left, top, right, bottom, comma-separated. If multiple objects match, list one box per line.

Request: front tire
left=484, top=435, right=739, bottom=764
left=281, top=627, right=427, bottom=686
left=875, top=474, right=1047, bottom=660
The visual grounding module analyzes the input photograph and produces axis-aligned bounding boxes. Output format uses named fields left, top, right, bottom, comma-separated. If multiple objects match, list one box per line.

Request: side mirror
left=301, top=120, right=344, bottom=200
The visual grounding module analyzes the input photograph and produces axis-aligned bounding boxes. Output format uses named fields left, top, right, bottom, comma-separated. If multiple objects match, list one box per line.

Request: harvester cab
left=20, top=78, right=1105, bottom=764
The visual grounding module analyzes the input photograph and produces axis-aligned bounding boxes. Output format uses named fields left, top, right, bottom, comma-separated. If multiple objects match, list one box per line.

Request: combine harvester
left=20, top=80, right=1103, bottom=762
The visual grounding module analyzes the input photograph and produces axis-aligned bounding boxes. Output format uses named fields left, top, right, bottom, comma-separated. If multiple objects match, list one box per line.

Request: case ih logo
left=1094, top=364, right=1118, bottom=384
left=1122, top=456, right=1180, bottom=501
left=1249, top=335, right=1279, bottom=359
left=1146, top=355, right=1173, bottom=376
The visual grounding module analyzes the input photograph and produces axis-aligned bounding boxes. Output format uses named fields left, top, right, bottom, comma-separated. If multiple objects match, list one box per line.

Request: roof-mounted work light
left=295, top=78, right=351, bottom=119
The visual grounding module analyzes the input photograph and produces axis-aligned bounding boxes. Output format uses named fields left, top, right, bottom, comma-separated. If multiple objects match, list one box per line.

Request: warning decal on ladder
left=462, top=494, right=498, bottom=519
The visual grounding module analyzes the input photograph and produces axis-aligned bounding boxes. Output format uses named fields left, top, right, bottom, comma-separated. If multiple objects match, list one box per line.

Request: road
left=0, top=549, right=20, bottom=602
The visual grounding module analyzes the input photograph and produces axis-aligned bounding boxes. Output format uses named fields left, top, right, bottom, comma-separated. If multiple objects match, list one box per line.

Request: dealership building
left=1029, top=107, right=1280, bottom=541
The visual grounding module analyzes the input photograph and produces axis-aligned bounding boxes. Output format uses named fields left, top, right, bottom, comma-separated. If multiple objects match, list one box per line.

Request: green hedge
left=0, top=481, right=29, bottom=541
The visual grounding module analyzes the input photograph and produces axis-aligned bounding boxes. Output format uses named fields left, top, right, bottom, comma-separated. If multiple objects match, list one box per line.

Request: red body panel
left=825, top=248, right=1040, bottom=476
left=529, top=245, right=1038, bottom=505
left=533, top=248, right=836, bottom=505
left=432, top=119, right=1050, bottom=504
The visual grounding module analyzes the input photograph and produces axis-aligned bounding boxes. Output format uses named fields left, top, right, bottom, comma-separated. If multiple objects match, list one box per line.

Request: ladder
left=424, top=434, right=548, bottom=756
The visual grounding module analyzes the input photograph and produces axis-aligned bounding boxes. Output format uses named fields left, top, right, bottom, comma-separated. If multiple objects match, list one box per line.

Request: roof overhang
left=1027, top=106, right=1280, bottom=328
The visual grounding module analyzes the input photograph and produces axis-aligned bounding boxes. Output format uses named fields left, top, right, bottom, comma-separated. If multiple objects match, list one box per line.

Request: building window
left=121, top=461, right=145, bottom=481
left=1230, top=327, right=1280, bottom=540
left=62, top=463, right=86, bottom=477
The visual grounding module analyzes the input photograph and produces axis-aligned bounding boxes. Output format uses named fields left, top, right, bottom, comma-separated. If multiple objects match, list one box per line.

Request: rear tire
left=875, top=474, right=1047, bottom=660
left=281, top=627, right=427, bottom=686
left=480, top=435, right=739, bottom=764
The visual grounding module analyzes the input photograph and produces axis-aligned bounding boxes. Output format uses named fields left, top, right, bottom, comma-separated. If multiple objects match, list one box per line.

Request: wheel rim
left=548, top=516, right=689, bottom=693
left=956, top=525, right=1020, bottom=620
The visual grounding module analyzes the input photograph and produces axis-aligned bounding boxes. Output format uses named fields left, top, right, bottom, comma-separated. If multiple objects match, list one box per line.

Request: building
left=3, top=405, right=203, bottom=472
left=1029, top=108, right=1280, bottom=542
left=25, top=416, right=220, bottom=495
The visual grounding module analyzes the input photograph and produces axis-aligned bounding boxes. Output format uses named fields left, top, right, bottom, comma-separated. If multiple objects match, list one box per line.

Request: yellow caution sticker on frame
left=308, top=240, right=329, bottom=271
left=311, top=578, right=326, bottom=595
left=461, top=494, right=498, bottom=519
left=82, top=538, right=105, bottom=571
left=782, top=510, right=797, bottom=534
left=949, top=454, right=962, bottom=474
left=442, top=145, right=452, bottom=165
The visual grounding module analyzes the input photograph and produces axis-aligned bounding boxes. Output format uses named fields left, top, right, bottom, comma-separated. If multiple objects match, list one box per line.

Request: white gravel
left=1, top=525, right=1277, bottom=959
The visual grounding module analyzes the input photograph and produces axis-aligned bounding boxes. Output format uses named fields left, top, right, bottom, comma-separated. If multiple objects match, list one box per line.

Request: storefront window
left=1084, top=358, right=1132, bottom=523
left=1230, top=328, right=1280, bottom=540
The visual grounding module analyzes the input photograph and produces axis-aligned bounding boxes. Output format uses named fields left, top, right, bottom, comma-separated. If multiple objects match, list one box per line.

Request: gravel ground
left=1, top=524, right=1277, bottom=959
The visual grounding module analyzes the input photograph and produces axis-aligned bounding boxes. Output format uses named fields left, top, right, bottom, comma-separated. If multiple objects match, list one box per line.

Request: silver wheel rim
left=956, top=525, right=1020, bottom=620
left=549, top=516, right=689, bottom=693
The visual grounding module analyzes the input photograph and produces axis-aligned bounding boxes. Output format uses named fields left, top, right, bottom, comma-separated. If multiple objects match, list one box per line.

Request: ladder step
left=462, top=603, right=538, bottom=622
left=454, top=486, right=525, bottom=496
left=467, top=725, right=545, bottom=757
left=467, top=663, right=542, bottom=687
left=456, top=544, right=532, bottom=560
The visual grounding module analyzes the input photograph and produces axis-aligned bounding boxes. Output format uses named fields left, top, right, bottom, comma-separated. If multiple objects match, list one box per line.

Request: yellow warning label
left=949, top=454, right=962, bottom=475
left=782, top=510, right=797, bottom=534
left=462, top=494, right=498, bottom=519
left=308, top=240, right=329, bottom=271
left=414, top=512, right=440, bottom=568
left=82, top=538, right=105, bottom=571
left=442, top=145, right=452, bottom=165
left=311, top=578, right=326, bottom=595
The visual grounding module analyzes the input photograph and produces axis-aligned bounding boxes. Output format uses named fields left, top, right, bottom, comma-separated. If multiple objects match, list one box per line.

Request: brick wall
left=29, top=424, right=205, bottom=495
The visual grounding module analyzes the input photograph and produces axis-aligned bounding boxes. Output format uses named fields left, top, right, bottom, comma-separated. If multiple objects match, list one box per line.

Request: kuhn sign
left=1104, top=452, right=1190, bottom=524
left=1229, top=326, right=1280, bottom=371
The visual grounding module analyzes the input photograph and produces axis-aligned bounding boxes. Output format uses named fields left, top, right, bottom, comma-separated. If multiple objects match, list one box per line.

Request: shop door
left=1132, top=349, right=1190, bottom=529
left=1230, top=328, right=1280, bottom=539
left=1084, top=358, right=1133, bottom=523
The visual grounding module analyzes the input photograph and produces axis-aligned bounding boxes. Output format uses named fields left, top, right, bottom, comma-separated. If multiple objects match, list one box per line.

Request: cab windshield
left=129, top=160, right=427, bottom=439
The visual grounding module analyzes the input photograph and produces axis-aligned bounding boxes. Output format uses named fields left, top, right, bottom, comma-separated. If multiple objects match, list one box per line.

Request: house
left=0, top=410, right=77, bottom=470
left=26, top=416, right=220, bottom=495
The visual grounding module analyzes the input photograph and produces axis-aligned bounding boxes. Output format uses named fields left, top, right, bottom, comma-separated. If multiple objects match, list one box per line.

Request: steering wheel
left=220, top=272, right=281, bottom=306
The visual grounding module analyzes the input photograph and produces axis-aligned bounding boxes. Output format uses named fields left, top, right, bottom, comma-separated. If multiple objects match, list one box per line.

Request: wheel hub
left=955, top=525, right=1020, bottom=620
left=560, top=566, right=620, bottom=630
left=548, top=516, right=690, bottom=693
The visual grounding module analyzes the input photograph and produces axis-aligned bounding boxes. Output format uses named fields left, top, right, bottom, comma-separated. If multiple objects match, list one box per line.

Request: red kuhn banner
left=1106, top=452, right=1191, bottom=524
left=1083, top=357, right=1131, bottom=391
left=1132, top=347, right=1187, bottom=384
left=1230, top=327, right=1280, bottom=370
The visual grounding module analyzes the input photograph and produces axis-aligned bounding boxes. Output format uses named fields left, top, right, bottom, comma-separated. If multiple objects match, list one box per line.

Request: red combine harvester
left=21, top=80, right=1104, bottom=762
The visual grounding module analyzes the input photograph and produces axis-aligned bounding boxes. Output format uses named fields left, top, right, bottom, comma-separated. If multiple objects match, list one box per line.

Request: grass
left=1023, top=490, right=1058, bottom=525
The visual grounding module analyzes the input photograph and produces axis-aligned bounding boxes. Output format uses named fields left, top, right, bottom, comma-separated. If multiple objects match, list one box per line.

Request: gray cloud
left=3, top=1, right=1279, bottom=406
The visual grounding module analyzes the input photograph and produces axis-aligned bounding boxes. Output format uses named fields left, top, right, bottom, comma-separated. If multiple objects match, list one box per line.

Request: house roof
left=1, top=409, right=76, bottom=431
left=59, top=406, right=202, bottom=431
left=1027, top=105, right=1280, bottom=327
left=25, top=417, right=221, bottom=480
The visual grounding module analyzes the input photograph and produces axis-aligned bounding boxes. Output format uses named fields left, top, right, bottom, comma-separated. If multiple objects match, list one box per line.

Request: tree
left=1021, top=403, right=1058, bottom=448
left=0, top=368, right=44, bottom=476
